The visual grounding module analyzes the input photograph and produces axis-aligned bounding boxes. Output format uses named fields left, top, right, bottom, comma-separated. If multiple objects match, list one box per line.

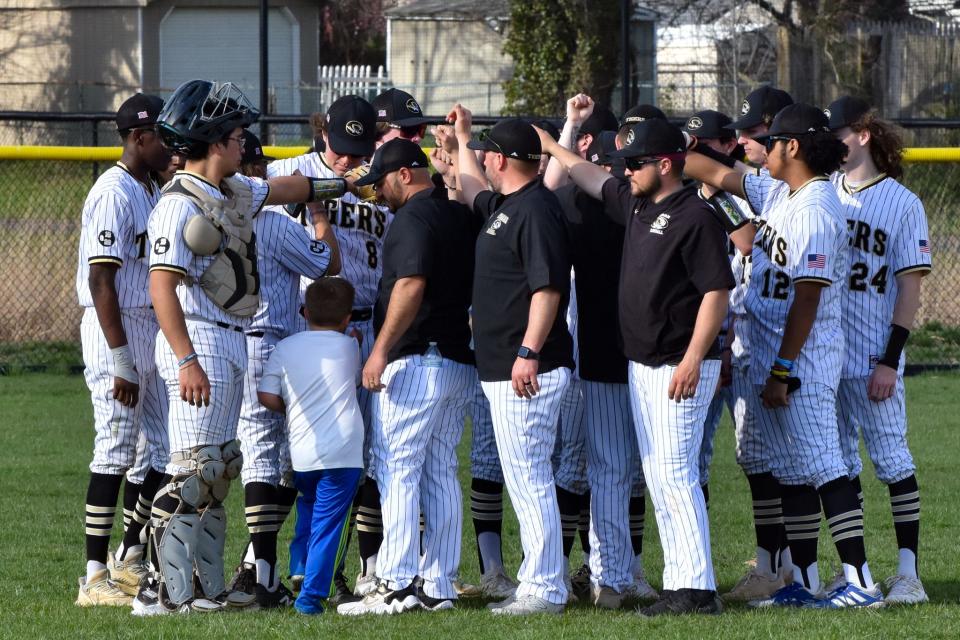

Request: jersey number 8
left=365, top=240, right=378, bottom=269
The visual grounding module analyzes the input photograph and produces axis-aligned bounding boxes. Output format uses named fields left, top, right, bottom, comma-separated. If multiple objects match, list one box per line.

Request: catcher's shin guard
left=195, top=506, right=227, bottom=598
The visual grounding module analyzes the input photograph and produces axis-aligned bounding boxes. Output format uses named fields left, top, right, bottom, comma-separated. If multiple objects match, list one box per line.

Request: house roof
left=385, top=0, right=510, bottom=20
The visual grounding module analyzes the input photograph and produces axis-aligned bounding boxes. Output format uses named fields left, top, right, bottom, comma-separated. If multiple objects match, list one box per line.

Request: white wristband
left=111, top=345, right=138, bottom=384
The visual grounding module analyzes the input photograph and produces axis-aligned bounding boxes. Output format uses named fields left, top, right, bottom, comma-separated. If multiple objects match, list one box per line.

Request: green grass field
left=1, top=373, right=959, bottom=638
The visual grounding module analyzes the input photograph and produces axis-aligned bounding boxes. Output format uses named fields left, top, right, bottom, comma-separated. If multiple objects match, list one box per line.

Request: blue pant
left=290, top=467, right=362, bottom=608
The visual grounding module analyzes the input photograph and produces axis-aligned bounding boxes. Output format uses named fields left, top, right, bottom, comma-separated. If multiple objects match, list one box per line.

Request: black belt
left=351, top=308, right=373, bottom=322
left=247, top=331, right=265, bottom=338
left=214, top=321, right=244, bottom=333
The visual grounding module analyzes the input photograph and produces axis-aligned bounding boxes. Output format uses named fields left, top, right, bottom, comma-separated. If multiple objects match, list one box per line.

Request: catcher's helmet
left=158, top=80, right=260, bottom=155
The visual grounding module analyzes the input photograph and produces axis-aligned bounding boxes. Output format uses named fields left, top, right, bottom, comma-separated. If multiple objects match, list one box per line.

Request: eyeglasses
left=223, top=136, right=245, bottom=148
left=763, top=136, right=794, bottom=151
left=132, top=124, right=158, bottom=135
left=390, top=123, right=426, bottom=139
left=624, top=157, right=662, bottom=171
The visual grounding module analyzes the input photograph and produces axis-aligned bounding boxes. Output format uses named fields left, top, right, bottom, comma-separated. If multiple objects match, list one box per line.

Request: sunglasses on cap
left=624, top=157, right=663, bottom=171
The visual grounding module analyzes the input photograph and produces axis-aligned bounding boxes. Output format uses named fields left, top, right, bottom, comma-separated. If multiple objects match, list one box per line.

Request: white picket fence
left=317, top=64, right=389, bottom=108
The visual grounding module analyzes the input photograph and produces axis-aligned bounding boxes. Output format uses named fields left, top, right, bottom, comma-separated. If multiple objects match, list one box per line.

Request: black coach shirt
left=472, top=178, right=574, bottom=382
left=374, top=186, right=480, bottom=365
left=556, top=183, right=628, bottom=384
left=601, top=179, right=734, bottom=366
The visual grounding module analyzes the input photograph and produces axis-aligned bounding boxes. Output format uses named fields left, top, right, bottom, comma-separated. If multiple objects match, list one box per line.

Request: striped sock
left=556, top=486, right=581, bottom=562
left=85, top=473, right=124, bottom=575
left=245, top=482, right=282, bottom=590
left=471, top=478, right=504, bottom=574
left=819, top=477, right=872, bottom=590
left=889, top=475, right=920, bottom=579
left=629, top=492, right=645, bottom=556
left=781, top=483, right=822, bottom=593
left=746, top=473, right=784, bottom=577
left=356, top=479, right=382, bottom=577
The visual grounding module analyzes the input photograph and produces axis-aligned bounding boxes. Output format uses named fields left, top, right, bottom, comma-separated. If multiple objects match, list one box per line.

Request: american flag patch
left=807, top=253, right=826, bottom=269
left=137, top=110, right=148, bottom=119
left=920, top=239, right=930, bottom=254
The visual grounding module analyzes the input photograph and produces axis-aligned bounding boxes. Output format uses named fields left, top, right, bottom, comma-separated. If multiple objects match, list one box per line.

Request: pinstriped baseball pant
left=837, top=376, right=914, bottom=484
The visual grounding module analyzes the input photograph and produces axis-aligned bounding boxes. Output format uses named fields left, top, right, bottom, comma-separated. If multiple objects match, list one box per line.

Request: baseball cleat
left=883, top=575, right=929, bottom=605
left=569, top=563, right=591, bottom=600
left=108, top=550, right=149, bottom=596
left=824, top=567, right=847, bottom=594
left=454, top=578, right=482, bottom=597
left=564, top=574, right=578, bottom=603
left=813, top=583, right=885, bottom=609
left=337, top=582, right=421, bottom=615
left=328, top=572, right=360, bottom=605
left=227, top=563, right=257, bottom=595
left=748, top=582, right=819, bottom=609
left=480, top=567, right=518, bottom=599
left=254, top=582, right=295, bottom=609
left=626, top=565, right=659, bottom=601
left=489, top=594, right=564, bottom=616
left=591, top=584, right=625, bottom=609
left=354, top=572, right=379, bottom=597
left=131, top=578, right=186, bottom=616
left=636, top=588, right=722, bottom=617
left=724, top=567, right=784, bottom=602
left=290, top=574, right=304, bottom=594
left=76, top=570, right=134, bottom=607
left=419, top=592, right=456, bottom=611
left=486, top=594, right=516, bottom=610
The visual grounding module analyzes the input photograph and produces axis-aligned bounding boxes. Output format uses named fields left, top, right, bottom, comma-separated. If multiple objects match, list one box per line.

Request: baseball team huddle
left=74, top=77, right=931, bottom=618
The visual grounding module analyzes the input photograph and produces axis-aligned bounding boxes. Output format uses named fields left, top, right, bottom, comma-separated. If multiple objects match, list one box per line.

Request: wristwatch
left=517, top=346, right=540, bottom=361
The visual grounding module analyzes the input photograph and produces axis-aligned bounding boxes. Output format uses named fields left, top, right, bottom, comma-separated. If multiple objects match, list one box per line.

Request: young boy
left=257, top=277, right=365, bottom=615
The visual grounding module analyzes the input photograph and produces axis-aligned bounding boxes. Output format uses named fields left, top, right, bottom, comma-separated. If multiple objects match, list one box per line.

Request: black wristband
left=878, top=324, right=910, bottom=368
left=306, top=177, right=347, bottom=203
left=691, top=142, right=737, bottom=168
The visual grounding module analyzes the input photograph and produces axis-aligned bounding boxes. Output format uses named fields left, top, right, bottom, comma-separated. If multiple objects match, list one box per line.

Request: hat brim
left=606, top=147, right=646, bottom=159
left=724, top=114, right=762, bottom=130
left=352, top=167, right=384, bottom=187
left=466, top=139, right=496, bottom=152
left=389, top=115, right=434, bottom=127
left=327, top=131, right=375, bottom=158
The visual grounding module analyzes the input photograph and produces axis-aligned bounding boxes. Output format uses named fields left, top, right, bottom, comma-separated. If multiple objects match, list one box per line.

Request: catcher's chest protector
left=163, top=176, right=261, bottom=317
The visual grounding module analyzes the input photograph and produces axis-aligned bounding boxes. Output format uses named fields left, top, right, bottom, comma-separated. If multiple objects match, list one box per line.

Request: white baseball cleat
left=108, top=551, right=149, bottom=596
left=824, top=567, right=847, bottom=594
left=486, top=593, right=516, bottom=610
left=354, top=572, right=379, bottom=597
left=884, top=575, right=929, bottom=605
left=76, top=570, right=133, bottom=607
left=480, top=567, right=518, bottom=599
left=627, top=565, right=659, bottom=601
left=337, top=583, right=421, bottom=615
left=724, top=567, right=784, bottom=602
left=489, top=594, right=564, bottom=616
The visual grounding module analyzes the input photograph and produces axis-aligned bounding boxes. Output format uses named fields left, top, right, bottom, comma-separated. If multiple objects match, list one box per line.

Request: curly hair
left=796, top=132, right=848, bottom=176
left=850, top=110, right=905, bottom=180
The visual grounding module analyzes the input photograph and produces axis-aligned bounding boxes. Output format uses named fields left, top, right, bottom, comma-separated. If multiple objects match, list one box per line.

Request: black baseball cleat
left=636, top=588, right=722, bottom=617
left=327, top=572, right=361, bottom=606
left=227, top=563, right=257, bottom=595
left=416, top=582, right=455, bottom=611
left=255, top=582, right=295, bottom=609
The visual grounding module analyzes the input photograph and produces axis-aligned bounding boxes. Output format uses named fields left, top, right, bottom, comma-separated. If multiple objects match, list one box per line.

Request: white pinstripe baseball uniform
left=552, top=273, right=587, bottom=496
left=742, top=172, right=849, bottom=487
left=77, top=163, right=168, bottom=480
left=239, top=206, right=332, bottom=488
left=148, top=171, right=269, bottom=473
left=469, top=376, right=503, bottom=484
left=832, top=173, right=932, bottom=483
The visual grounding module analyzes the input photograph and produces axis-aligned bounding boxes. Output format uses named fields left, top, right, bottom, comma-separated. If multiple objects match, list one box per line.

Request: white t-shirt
left=258, top=330, right=364, bottom=471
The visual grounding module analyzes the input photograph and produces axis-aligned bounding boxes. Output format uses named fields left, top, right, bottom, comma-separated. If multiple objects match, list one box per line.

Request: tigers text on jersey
left=77, top=164, right=160, bottom=308
left=267, top=152, right=392, bottom=308
left=832, top=173, right=933, bottom=377
left=147, top=171, right=270, bottom=327
left=742, top=173, right=849, bottom=388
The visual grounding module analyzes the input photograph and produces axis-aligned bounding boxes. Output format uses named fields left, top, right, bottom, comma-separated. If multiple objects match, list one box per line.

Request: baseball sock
left=148, top=476, right=175, bottom=576
left=888, top=475, right=920, bottom=579
left=118, top=467, right=165, bottom=560
left=745, top=472, right=783, bottom=578
left=577, top=491, right=591, bottom=557
left=556, top=486, right=581, bottom=565
left=701, top=482, right=710, bottom=510
left=356, top=478, right=382, bottom=577
left=629, top=492, right=646, bottom=557
left=471, top=478, right=505, bottom=574
left=851, top=475, right=864, bottom=512
left=244, top=482, right=282, bottom=590
left=85, top=472, right=124, bottom=580
left=781, top=483, right=822, bottom=593
left=819, top=477, right=873, bottom=590
left=277, top=483, right=299, bottom=527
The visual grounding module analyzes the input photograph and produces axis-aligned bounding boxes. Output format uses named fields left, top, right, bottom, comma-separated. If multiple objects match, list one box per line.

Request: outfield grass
left=1, top=373, right=959, bottom=638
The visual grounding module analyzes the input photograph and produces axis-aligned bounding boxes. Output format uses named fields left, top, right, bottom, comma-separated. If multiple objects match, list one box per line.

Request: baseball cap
left=608, top=119, right=686, bottom=159
left=353, top=138, right=429, bottom=187
left=466, top=118, right=542, bottom=162
left=372, top=88, right=432, bottom=127
left=727, top=86, right=794, bottom=130
left=586, top=131, right=617, bottom=165
left=824, top=96, right=871, bottom=130
left=620, top=104, right=667, bottom=127
left=116, top=93, right=164, bottom=131
left=683, top=110, right=733, bottom=139
left=754, top=103, right=831, bottom=143
left=240, top=130, right=274, bottom=164
left=579, top=105, right=619, bottom=137
left=530, top=119, right=561, bottom=141
left=325, top=95, right=377, bottom=157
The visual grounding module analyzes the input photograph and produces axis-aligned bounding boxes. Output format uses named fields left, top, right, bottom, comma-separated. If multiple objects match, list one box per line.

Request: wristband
left=878, top=324, right=910, bottom=369
left=770, top=363, right=791, bottom=380
left=306, top=177, right=347, bottom=203
left=178, top=352, right=199, bottom=368
left=691, top=142, right=738, bottom=168
left=774, top=357, right=794, bottom=372
left=110, top=345, right=138, bottom=383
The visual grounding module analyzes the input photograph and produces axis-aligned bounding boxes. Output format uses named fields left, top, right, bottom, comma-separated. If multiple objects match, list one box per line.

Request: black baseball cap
left=825, top=96, right=871, bottom=130
left=579, top=105, right=619, bottom=137
left=240, top=130, right=274, bottom=164
left=620, top=104, right=667, bottom=127
left=586, top=131, right=617, bottom=165
left=727, top=86, right=794, bottom=130
left=754, top=103, right=831, bottom=143
left=530, top=119, right=560, bottom=141
left=372, top=88, right=432, bottom=127
left=116, top=93, right=164, bottom=131
left=608, top=119, right=686, bottom=158
left=325, top=95, right=377, bottom=157
left=354, top=138, right=429, bottom=186
left=467, top=118, right=542, bottom=162
left=683, top=110, right=733, bottom=139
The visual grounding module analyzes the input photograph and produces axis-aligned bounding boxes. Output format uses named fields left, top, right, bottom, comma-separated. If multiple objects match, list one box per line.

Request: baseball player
left=685, top=103, right=883, bottom=609
left=826, top=96, right=932, bottom=604
left=267, top=95, right=388, bottom=598
left=338, top=139, right=480, bottom=614
left=542, top=108, right=734, bottom=617
left=372, top=88, right=432, bottom=146
left=452, top=107, right=574, bottom=615
left=75, top=93, right=172, bottom=607
left=133, top=79, right=352, bottom=615
left=226, top=130, right=341, bottom=608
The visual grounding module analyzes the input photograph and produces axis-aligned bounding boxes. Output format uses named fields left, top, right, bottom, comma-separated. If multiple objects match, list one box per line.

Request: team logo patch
left=405, top=98, right=421, bottom=114
left=378, top=109, right=388, bottom=118
left=823, top=108, right=832, bottom=119
left=869, top=354, right=880, bottom=369
left=626, top=116, right=644, bottom=123
left=686, top=116, right=703, bottom=130
left=590, top=152, right=600, bottom=162
left=97, top=230, right=115, bottom=246
left=345, top=120, right=364, bottom=136
left=649, top=213, right=670, bottom=235
left=137, top=110, right=148, bottom=120
left=625, top=129, right=635, bottom=146
left=153, top=237, right=170, bottom=254
left=741, top=99, right=750, bottom=115
left=309, top=240, right=326, bottom=255
left=486, top=212, right=509, bottom=236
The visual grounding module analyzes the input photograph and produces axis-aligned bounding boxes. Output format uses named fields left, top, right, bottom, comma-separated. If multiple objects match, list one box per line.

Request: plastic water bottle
left=423, top=341, right=442, bottom=367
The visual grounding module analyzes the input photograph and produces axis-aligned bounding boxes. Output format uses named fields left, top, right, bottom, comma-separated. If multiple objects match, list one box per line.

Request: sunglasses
left=624, top=157, right=662, bottom=171
left=763, top=136, right=795, bottom=151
